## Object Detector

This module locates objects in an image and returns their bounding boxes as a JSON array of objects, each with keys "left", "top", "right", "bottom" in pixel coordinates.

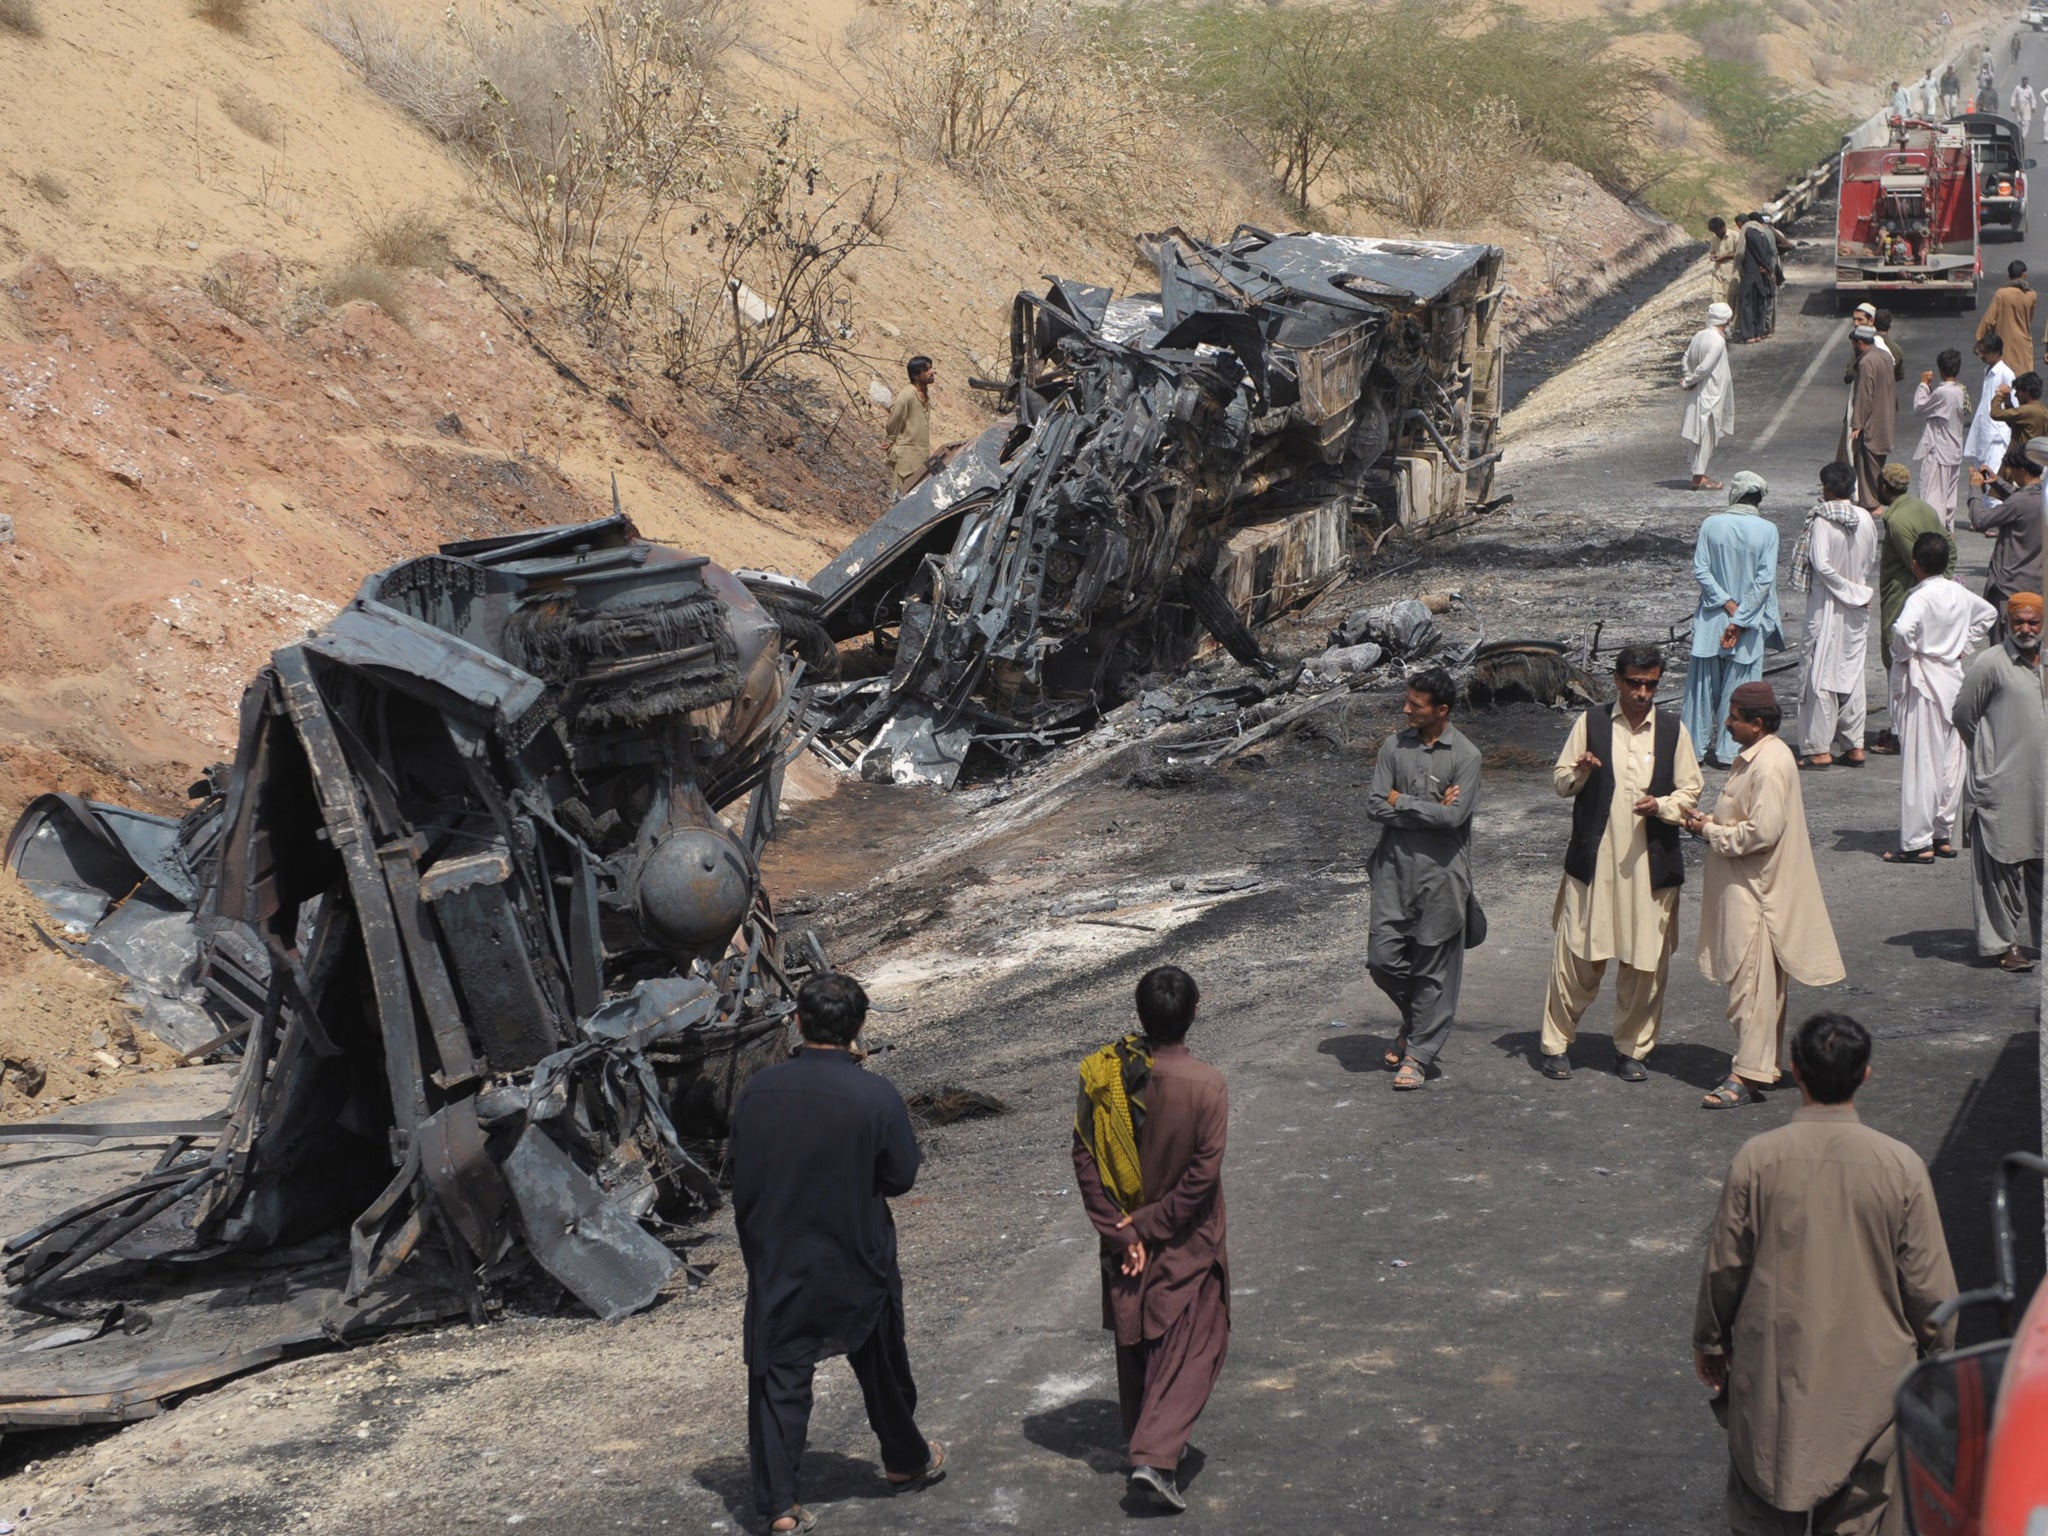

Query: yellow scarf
[{"left": 1075, "top": 1034, "right": 1151, "bottom": 1213}]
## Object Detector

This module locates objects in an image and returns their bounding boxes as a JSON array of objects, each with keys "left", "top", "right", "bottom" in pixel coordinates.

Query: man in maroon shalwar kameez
[{"left": 1072, "top": 965, "right": 1230, "bottom": 1512}]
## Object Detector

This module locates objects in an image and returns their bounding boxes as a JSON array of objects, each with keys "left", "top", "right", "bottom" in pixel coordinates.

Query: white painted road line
[{"left": 1753, "top": 314, "right": 1851, "bottom": 452}]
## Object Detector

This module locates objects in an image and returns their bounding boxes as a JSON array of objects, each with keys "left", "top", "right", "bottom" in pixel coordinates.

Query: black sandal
[
  {"left": 1933, "top": 842, "right": 1958, "bottom": 859},
  {"left": 1881, "top": 848, "right": 1935, "bottom": 865},
  {"left": 1701, "top": 1075, "right": 1760, "bottom": 1110}
]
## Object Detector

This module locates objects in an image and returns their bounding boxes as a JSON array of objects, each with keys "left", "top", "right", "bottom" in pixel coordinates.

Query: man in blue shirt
[{"left": 1684, "top": 472, "right": 1784, "bottom": 766}]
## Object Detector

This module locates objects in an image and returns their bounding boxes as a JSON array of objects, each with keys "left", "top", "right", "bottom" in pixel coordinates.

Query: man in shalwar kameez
[
  {"left": 1964, "top": 334, "right": 2015, "bottom": 480},
  {"left": 1682, "top": 302, "right": 1736, "bottom": 490},
  {"left": 1793, "top": 461, "right": 1877, "bottom": 767},
  {"left": 1682, "top": 683, "right": 1846, "bottom": 1107},
  {"left": 1694, "top": 1014, "right": 1956, "bottom": 1536},
  {"left": 1953, "top": 593, "right": 2045, "bottom": 970},
  {"left": 1848, "top": 326, "right": 1897, "bottom": 508},
  {"left": 1888, "top": 533, "right": 1998, "bottom": 863},
  {"left": 1734, "top": 213, "right": 1779, "bottom": 342},
  {"left": 1073, "top": 966, "right": 1229, "bottom": 1514},
  {"left": 1910, "top": 349, "right": 1968, "bottom": 529},
  {"left": 1685, "top": 473, "right": 1784, "bottom": 767},
  {"left": 1538, "top": 645, "right": 1703, "bottom": 1082}
]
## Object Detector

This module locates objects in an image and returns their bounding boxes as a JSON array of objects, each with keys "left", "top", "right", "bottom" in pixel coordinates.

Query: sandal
[
  {"left": 1797, "top": 755, "right": 1832, "bottom": 770},
  {"left": 1701, "top": 1076, "right": 1760, "bottom": 1110},
  {"left": 888, "top": 1440, "right": 946, "bottom": 1493},
  {"left": 1382, "top": 1031, "right": 1411, "bottom": 1069},
  {"left": 1933, "top": 842, "right": 1958, "bottom": 859},
  {"left": 770, "top": 1508, "right": 817, "bottom": 1534},
  {"left": 2000, "top": 946, "right": 2035, "bottom": 973},
  {"left": 1392, "top": 1057, "right": 1427, "bottom": 1091},
  {"left": 1840, "top": 752, "right": 1866, "bottom": 767},
  {"left": 1881, "top": 848, "right": 1935, "bottom": 865}
]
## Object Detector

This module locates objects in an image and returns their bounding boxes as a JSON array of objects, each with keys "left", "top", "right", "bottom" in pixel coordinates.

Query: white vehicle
[{"left": 2028, "top": 4, "right": 2048, "bottom": 31}]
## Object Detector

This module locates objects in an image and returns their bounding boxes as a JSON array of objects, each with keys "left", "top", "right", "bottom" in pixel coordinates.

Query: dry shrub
[
  {"left": 217, "top": 88, "right": 281, "bottom": 143},
  {"left": 356, "top": 205, "right": 448, "bottom": 270},
  {"left": 29, "top": 170, "right": 67, "bottom": 204},
  {"left": 319, "top": 261, "right": 408, "bottom": 328},
  {"left": 843, "top": 0, "right": 1179, "bottom": 212},
  {"left": 0, "top": 0, "right": 43, "bottom": 38},
  {"left": 308, "top": 2, "right": 484, "bottom": 144},
  {"left": 1362, "top": 97, "right": 1530, "bottom": 230},
  {"left": 643, "top": 0, "right": 747, "bottom": 70},
  {"left": 193, "top": 0, "right": 257, "bottom": 35},
  {"left": 1698, "top": 17, "right": 1767, "bottom": 64},
  {"left": 660, "top": 112, "right": 892, "bottom": 393},
  {"left": 200, "top": 268, "right": 262, "bottom": 324}
]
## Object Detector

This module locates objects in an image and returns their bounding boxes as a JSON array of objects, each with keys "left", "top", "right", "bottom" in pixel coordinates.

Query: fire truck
[{"left": 1835, "top": 116, "right": 1981, "bottom": 309}]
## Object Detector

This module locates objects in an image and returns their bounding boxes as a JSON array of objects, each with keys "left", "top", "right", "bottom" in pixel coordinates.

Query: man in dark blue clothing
[{"left": 729, "top": 973, "right": 944, "bottom": 1533}]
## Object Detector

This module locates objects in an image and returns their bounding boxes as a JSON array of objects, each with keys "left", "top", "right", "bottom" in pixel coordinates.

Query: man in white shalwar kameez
[
  {"left": 1682, "top": 303, "right": 1735, "bottom": 491},
  {"left": 1965, "top": 335, "right": 2016, "bottom": 481},
  {"left": 1888, "top": 533, "right": 1998, "bottom": 861},
  {"left": 1912, "top": 348, "right": 1969, "bottom": 529},
  {"left": 1793, "top": 462, "right": 1878, "bottom": 766}
]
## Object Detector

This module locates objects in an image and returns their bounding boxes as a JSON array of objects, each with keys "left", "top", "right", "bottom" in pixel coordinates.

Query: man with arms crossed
[{"left": 1539, "top": 644, "right": 1702, "bottom": 1082}]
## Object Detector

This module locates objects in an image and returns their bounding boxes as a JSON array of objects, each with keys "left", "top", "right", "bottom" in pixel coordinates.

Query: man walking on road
[
  {"left": 1367, "top": 667, "right": 1485, "bottom": 1092},
  {"left": 1685, "top": 473, "right": 1784, "bottom": 767},
  {"left": 1941, "top": 61, "right": 1961, "bottom": 118},
  {"left": 1912, "top": 349, "right": 1969, "bottom": 528},
  {"left": 2014, "top": 75, "right": 2039, "bottom": 139},
  {"left": 730, "top": 974, "right": 945, "bottom": 1534},
  {"left": 1953, "top": 593, "right": 2045, "bottom": 972},
  {"left": 884, "top": 355, "right": 935, "bottom": 498},
  {"left": 1966, "top": 334, "right": 2017, "bottom": 479},
  {"left": 1682, "top": 302, "right": 1736, "bottom": 490},
  {"left": 1681, "top": 683, "right": 1845, "bottom": 1108},
  {"left": 1966, "top": 438, "right": 2047, "bottom": 613},
  {"left": 1792, "top": 462, "right": 1876, "bottom": 769},
  {"left": 1539, "top": 645, "right": 1703, "bottom": 1082},
  {"left": 1888, "top": 533, "right": 1998, "bottom": 864},
  {"left": 1072, "top": 965, "right": 1229, "bottom": 1514},
  {"left": 1693, "top": 1012, "right": 1956, "bottom": 1536},
  {"left": 1976, "top": 260, "right": 2034, "bottom": 375},
  {"left": 1848, "top": 325, "right": 1896, "bottom": 507}
]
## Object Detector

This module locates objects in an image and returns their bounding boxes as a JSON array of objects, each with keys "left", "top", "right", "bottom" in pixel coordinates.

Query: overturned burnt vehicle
[
  {"left": 803, "top": 226, "right": 1506, "bottom": 785},
  {"left": 0, "top": 517, "right": 809, "bottom": 1427}
]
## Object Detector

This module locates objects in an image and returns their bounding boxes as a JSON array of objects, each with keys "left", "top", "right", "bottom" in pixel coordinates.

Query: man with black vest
[{"left": 1538, "top": 645, "right": 1704, "bottom": 1080}]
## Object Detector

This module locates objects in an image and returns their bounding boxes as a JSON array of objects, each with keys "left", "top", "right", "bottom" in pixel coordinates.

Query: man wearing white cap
[{"left": 1683, "top": 303, "right": 1736, "bottom": 491}]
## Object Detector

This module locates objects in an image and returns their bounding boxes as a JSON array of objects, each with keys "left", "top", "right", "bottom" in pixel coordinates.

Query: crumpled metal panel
[{"left": 502, "top": 1125, "right": 678, "bottom": 1323}]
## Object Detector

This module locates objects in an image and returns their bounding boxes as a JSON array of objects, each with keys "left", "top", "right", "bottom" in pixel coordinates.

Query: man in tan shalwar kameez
[
  {"left": 1694, "top": 1013, "right": 1956, "bottom": 1536},
  {"left": 883, "top": 355, "right": 934, "bottom": 497},
  {"left": 1539, "top": 645, "right": 1703, "bottom": 1081},
  {"left": 1682, "top": 682, "right": 1846, "bottom": 1108}
]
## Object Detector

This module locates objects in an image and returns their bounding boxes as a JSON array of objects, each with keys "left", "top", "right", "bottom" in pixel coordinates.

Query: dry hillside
[{"left": 0, "top": 0, "right": 1982, "bottom": 1111}]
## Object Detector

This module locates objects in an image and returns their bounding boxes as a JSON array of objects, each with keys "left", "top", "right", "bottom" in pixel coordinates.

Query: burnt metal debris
[
  {"left": 1, "top": 517, "right": 812, "bottom": 1427},
  {"left": 802, "top": 225, "right": 1506, "bottom": 786}
]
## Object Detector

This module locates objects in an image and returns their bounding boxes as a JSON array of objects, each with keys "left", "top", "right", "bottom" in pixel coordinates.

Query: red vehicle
[
  {"left": 1836, "top": 118, "right": 1981, "bottom": 308},
  {"left": 1896, "top": 1151, "right": 2048, "bottom": 1536},
  {"left": 1954, "top": 113, "right": 2033, "bottom": 240}
]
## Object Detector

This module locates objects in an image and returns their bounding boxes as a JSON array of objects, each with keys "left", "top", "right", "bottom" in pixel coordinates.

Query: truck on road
[{"left": 1835, "top": 117, "right": 1981, "bottom": 308}]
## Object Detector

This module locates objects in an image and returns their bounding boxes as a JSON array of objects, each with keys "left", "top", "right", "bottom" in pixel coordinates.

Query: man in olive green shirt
[
  {"left": 884, "top": 355, "right": 935, "bottom": 497},
  {"left": 1874, "top": 462, "right": 1955, "bottom": 672}
]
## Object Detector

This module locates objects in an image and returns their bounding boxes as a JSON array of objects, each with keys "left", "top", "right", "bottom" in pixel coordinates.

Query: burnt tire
[
  {"left": 1178, "top": 566, "right": 1266, "bottom": 669},
  {"left": 760, "top": 599, "right": 843, "bottom": 681}
]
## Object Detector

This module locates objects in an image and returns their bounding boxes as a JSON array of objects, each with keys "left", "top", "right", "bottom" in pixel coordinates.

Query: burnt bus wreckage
[
  {"left": 0, "top": 518, "right": 814, "bottom": 1427},
  {"left": 803, "top": 227, "right": 1507, "bottom": 786}
]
